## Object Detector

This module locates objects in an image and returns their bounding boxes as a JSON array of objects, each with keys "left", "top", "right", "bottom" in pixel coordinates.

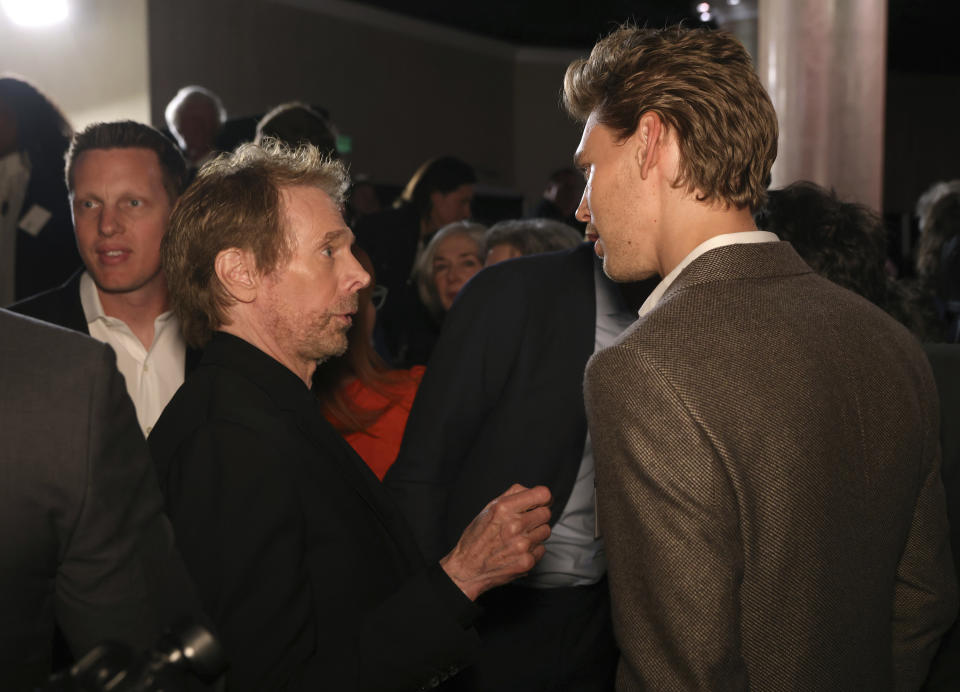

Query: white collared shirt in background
[
  {"left": 79, "top": 271, "right": 186, "bottom": 436},
  {"left": 524, "top": 256, "right": 637, "bottom": 588},
  {"left": 638, "top": 231, "right": 780, "bottom": 317}
]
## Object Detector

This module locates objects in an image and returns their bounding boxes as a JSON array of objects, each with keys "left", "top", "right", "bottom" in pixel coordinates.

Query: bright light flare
[
  {"left": 700, "top": 11, "right": 712, "bottom": 22},
  {"left": 697, "top": 2, "right": 711, "bottom": 12},
  {"left": 2, "top": 0, "right": 68, "bottom": 27}
]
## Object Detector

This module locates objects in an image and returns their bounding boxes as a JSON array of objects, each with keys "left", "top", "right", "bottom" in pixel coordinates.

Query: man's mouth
[
  {"left": 585, "top": 224, "right": 599, "bottom": 243},
  {"left": 96, "top": 248, "right": 131, "bottom": 264}
]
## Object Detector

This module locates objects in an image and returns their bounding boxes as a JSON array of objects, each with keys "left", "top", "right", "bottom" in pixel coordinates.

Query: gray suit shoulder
[{"left": 1, "top": 308, "right": 102, "bottom": 356}]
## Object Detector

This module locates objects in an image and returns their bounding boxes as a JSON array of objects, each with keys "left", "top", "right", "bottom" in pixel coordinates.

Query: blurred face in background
[
  {"left": 428, "top": 183, "right": 475, "bottom": 231},
  {"left": 432, "top": 232, "right": 483, "bottom": 311},
  {"left": 174, "top": 96, "right": 220, "bottom": 161}
]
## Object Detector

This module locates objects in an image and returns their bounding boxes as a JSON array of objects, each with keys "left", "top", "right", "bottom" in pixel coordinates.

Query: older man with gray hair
[{"left": 149, "top": 140, "right": 552, "bottom": 691}]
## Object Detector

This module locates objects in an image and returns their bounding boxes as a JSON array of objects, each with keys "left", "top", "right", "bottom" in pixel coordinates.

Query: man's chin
[
  {"left": 314, "top": 334, "right": 349, "bottom": 363},
  {"left": 601, "top": 256, "right": 657, "bottom": 284}
]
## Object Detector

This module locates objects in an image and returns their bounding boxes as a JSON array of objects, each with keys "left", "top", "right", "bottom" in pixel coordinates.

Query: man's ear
[
  {"left": 214, "top": 248, "right": 258, "bottom": 303},
  {"left": 636, "top": 111, "right": 666, "bottom": 180}
]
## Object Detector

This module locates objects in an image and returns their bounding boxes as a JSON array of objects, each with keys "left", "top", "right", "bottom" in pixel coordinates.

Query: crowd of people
[{"left": 1, "top": 21, "right": 959, "bottom": 692}]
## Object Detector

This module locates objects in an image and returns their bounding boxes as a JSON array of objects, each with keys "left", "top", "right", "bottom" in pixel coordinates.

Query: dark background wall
[
  {"left": 147, "top": 0, "right": 960, "bottom": 232},
  {"left": 147, "top": 0, "right": 586, "bottom": 209}
]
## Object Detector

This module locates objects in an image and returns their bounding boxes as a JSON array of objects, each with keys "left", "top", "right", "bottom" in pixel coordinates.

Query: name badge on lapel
[{"left": 18, "top": 205, "right": 52, "bottom": 237}]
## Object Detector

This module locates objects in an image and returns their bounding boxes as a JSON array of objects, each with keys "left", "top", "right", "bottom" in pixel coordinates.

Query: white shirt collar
[
  {"left": 637, "top": 231, "right": 779, "bottom": 318},
  {"left": 79, "top": 271, "right": 175, "bottom": 327}
]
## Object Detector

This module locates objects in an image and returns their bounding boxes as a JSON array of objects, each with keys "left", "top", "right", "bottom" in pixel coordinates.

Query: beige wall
[
  {"left": 513, "top": 48, "right": 586, "bottom": 214},
  {"left": 759, "top": 0, "right": 887, "bottom": 211},
  {"left": 0, "top": 0, "right": 150, "bottom": 130}
]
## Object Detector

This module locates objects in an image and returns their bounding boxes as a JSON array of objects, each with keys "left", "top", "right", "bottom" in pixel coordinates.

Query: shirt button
[
  {"left": 143, "top": 363, "right": 149, "bottom": 372},
  {"left": 145, "top": 426, "right": 153, "bottom": 435}
]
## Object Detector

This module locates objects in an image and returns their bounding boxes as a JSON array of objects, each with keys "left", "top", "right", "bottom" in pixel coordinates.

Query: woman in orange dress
[{"left": 314, "top": 247, "right": 424, "bottom": 479}]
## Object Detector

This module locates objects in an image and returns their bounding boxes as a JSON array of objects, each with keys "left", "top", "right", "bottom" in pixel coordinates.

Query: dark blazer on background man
[
  {"left": 9, "top": 271, "right": 202, "bottom": 372},
  {"left": 11, "top": 168, "right": 80, "bottom": 302},
  {"left": 0, "top": 310, "right": 203, "bottom": 691},
  {"left": 386, "top": 244, "right": 599, "bottom": 561},
  {"left": 386, "top": 243, "right": 639, "bottom": 690},
  {"left": 585, "top": 241, "right": 958, "bottom": 691},
  {"left": 148, "top": 333, "right": 480, "bottom": 692}
]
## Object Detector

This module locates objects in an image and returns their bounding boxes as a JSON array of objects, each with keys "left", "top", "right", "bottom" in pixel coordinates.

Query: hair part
[
  {"left": 65, "top": 120, "right": 188, "bottom": 202},
  {"left": 162, "top": 138, "right": 349, "bottom": 347},
  {"left": 563, "top": 24, "right": 778, "bottom": 211}
]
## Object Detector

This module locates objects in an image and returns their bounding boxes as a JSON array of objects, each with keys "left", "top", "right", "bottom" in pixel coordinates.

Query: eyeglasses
[{"left": 372, "top": 285, "right": 388, "bottom": 311}]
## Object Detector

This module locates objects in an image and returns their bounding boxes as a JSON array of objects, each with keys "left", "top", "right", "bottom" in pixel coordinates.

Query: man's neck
[
  {"left": 98, "top": 282, "right": 169, "bottom": 350},
  {"left": 219, "top": 320, "right": 316, "bottom": 388},
  {"left": 658, "top": 204, "right": 758, "bottom": 278}
]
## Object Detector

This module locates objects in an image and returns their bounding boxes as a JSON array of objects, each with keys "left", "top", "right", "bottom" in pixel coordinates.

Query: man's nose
[
  {"left": 346, "top": 254, "right": 371, "bottom": 293},
  {"left": 575, "top": 191, "right": 591, "bottom": 223},
  {"left": 98, "top": 206, "right": 121, "bottom": 236}
]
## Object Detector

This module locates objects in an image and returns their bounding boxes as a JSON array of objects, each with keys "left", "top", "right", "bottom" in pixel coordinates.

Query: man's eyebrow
[{"left": 321, "top": 228, "right": 350, "bottom": 244}]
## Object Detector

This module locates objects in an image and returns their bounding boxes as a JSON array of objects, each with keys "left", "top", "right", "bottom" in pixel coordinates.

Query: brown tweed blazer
[{"left": 584, "top": 241, "right": 957, "bottom": 691}]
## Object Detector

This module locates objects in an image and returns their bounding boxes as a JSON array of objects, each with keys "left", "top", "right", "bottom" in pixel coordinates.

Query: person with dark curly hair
[{"left": 915, "top": 188, "right": 960, "bottom": 343}]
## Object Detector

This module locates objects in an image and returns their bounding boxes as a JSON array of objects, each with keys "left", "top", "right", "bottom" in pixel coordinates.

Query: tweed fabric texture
[{"left": 584, "top": 242, "right": 957, "bottom": 691}]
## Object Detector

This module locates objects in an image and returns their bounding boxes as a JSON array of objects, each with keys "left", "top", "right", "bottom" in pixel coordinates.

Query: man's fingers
[
  {"left": 512, "top": 505, "right": 551, "bottom": 534},
  {"left": 501, "top": 483, "right": 529, "bottom": 498},
  {"left": 492, "top": 485, "right": 552, "bottom": 514},
  {"left": 525, "top": 522, "right": 551, "bottom": 545}
]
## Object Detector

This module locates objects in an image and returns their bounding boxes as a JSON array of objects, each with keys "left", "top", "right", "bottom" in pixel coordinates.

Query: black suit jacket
[
  {"left": 11, "top": 168, "right": 81, "bottom": 302},
  {"left": 0, "top": 310, "right": 203, "bottom": 691},
  {"left": 385, "top": 244, "right": 602, "bottom": 561},
  {"left": 148, "top": 333, "right": 480, "bottom": 691},
  {"left": 9, "top": 271, "right": 202, "bottom": 372}
]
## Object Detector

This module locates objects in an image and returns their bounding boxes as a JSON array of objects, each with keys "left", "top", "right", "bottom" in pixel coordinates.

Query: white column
[{"left": 758, "top": 0, "right": 887, "bottom": 210}]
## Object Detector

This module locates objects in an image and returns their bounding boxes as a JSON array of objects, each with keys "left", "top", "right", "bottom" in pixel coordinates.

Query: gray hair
[
  {"left": 415, "top": 220, "right": 486, "bottom": 317},
  {"left": 916, "top": 180, "right": 960, "bottom": 233},
  {"left": 485, "top": 218, "right": 582, "bottom": 260}
]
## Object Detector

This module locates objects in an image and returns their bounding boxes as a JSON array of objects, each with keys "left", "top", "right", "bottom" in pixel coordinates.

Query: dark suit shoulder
[
  {"left": 6, "top": 272, "right": 87, "bottom": 333},
  {"left": 460, "top": 243, "right": 594, "bottom": 304}
]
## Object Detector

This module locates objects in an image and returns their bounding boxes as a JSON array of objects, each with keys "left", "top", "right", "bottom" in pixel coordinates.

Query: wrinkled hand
[{"left": 439, "top": 484, "right": 552, "bottom": 601}]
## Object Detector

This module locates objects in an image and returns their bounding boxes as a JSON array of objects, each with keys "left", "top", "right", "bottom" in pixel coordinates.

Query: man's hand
[{"left": 439, "top": 484, "right": 552, "bottom": 601}]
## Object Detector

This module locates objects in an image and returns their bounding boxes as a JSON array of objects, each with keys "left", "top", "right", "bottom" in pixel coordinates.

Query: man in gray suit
[
  {"left": 0, "top": 309, "right": 203, "bottom": 690},
  {"left": 564, "top": 25, "right": 957, "bottom": 690}
]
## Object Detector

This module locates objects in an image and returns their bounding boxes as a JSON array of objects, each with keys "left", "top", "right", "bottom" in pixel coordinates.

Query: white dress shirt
[
  {"left": 638, "top": 231, "right": 780, "bottom": 318},
  {"left": 524, "top": 257, "right": 637, "bottom": 588},
  {"left": 80, "top": 272, "right": 186, "bottom": 436}
]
